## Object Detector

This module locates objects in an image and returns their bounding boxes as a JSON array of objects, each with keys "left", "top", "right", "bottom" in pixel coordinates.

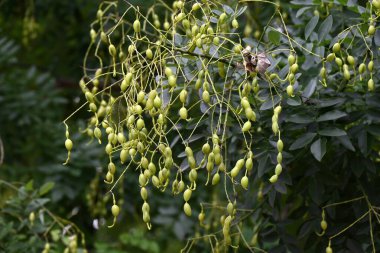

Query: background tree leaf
[{"left": 310, "top": 138, "right": 327, "bottom": 161}]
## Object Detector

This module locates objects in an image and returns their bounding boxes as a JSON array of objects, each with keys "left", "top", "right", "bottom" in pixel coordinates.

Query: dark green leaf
[
  {"left": 319, "top": 128, "right": 346, "bottom": 136},
  {"left": 39, "top": 182, "right": 55, "bottom": 196},
  {"left": 336, "top": 136, "right": 355, "bottom": 151},
  {"left": 268, "top": 29, "right": 281, "bottom": 45},
  {"left": 317, "top": 110, "right": 347, "bottom": 122},
  {"left": 290, "top": 133, "right": 317, "bottom": 150},
  {"left": 302, "top": 78, "right": 317, "bottom": 98},
  {"left": 260, "top": 95, "right": 281, "bottom": 111},
  {"left": 318, "top": 15, "right": 333, "bottom": 43},
  {"left": 305, "top": 15, "right": 319, "bottom": 40},
  {"left": 310, "top": 138, "right": 326, "bottom": 161},
  {"left": 287, "top": 113, "right": 314, "bottom": 124}
]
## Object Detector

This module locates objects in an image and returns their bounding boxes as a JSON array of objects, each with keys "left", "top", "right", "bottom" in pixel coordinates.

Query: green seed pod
[
  {"left": 178, "top": 180, "right": 185, "bottom": 192},
  {"left": 139, "top": 173, "right": 147, "bottom": 186},
  {"left": 183, "top": 189, "right": 192, "bottom": 202},
  {"left": 326, "top": 53, "right": 335, "bottom": 62},
  {"left": 146, "top": 48, "right": 153, "bottom": 60},
  {"left": 242, "top": 121, "right": 252, "bottom": 132},
  {"left": 142, "top": 202, "right": 150, "bottom": 213},
  {"left": 133, "top": 19, "right": 141, "bottom": 33},
  {"left": 140, "top": 187, "right": 148, "bottom": 201},
  {"left": 29, "top": 212, "right": 35, "bottom": 224},
  {"left": 179, "top": 107, "right": 188, "bottom": 119},
  {"left": 202, "top": 90, "right": 210, "bottom": 103},
  {"left": 85, "top": 91, "right": 94, "bottom": 102},
  {"left": 94, "top": 127, "right": 101, "bottom": 138},
  {"left": 332, "top": 43, "right": 340, "bottom": 53},
  {"left": 65, "top": 139, "right": 73, "bottom": 151},
  {"left": 286, "top": 85, "right": 294, "bottom": 97},
  {"left": 202, "top": 143, "right": 211, "bottom": 154},
  {"left": 185, "top": 146, "right": 193, "bottom": 157},
  {"left": 232, "top": 19, "right": 239, "bottom": 29},
  {"left": 120, "top": 149, "right": 128, "bottom": 163},
  {"left": 241, "top": 176, "right": 249, "bottom": 189},
  {"left": 230, "top": 166, "right": 240, "bottom": 178},
  {"left": 320, "top": 67, "right": 327, "bottom": 78},
  {"left": 245, "top": 107, "right": 256, "bottom": 121},
  {"left": 219, "top": 13, "right": 227, "bottom": 23},
  {"left": 108, "top": 44, "right": 116, "bottom": 57},
  {"left": 270, "top": 73, "right": 278, "bottom": 80},
  {"left": 192, "top": 25, "right": 199, "bottom": 36},
  {"left": 368, "top": 61, "right": 374, "bottom": 72},
  {"left": 290, "top": 63, "right": 299, "bottom": 73},
  {"left": 188, "top": 156, "right": 196, "bottom": 169},
  {"left": 175, "top": 12, "right": 186, "bottom": 22},
  {"left": 154, "top": 20, "right": 160, "bottom": 28},
  {"left": 321, "top": 220, "right": 328, "bottom": 230},
  {"left": 100, "top": 31, "right": 107, "bottom": 43},
  {"left": 153, "top": 96, "right": 162, "bottom": 108},
  {"left": 212, "top": 134, "right": 219, "bottom": 145},
  {"left": 214, "top": 153, "right": 222, "bottom": 165},
  {"left": 288, "top": 73, "right": 295, "bottom": 82},
  {"left": 272, "top": 122, "right": 279, "bottom": 134},
  {"left": 128, "top": 44, "right": 135, "bottom": 54},
  {"left": 105, "top": 143, "right": 112, "bottom": 154},
  {"left": 275, "top": 164, "right": 282, "bottom": 175},
  {"left": 111, "top": 204, "right": 120, "bottom": 217},
  {"left": 108, "top": 162, "right": 116, "bottom": 174},
  {"left": 179, "top": 89, "right": 188, "bottom": 103},
  {"left": 335, "top": 57, "right": 343, "bottom": 67},
  {"left": 129, "top": 148, "right": 136, "bottom": 157},
  {"left": 234, "top": 44, "right": 243, "bottom": 54},
  {"left": 368, "top": 79, "right": 375, "bottom": 91},
  {"left": 241, "top": 97, "right": 250, "bottom": 109},
  {"left": 236, "top": 159, "right": 245, "bottom": 169},
  {"left": 196, "top": 38, "right": 202, "bottom": 48},
  {"left": 143, "top": 211, "right": 150, "bottom": 223},
  {"left": 277, "top": 152, "right": 282, "bottom": 164},
  {"left": 192, "top": 2, "right": 201, "bottom": 11},
  {"left": 198, "top": 211, "right": 205, "bottom": 223},
  {"left": 90, "top": 29, "right": 97, "bottom": 42},
  {"left": 246, "top": 158, "right": 253, "bottom": 171},
  {"left": 326, "top": 246, "right": 333, "bottom": 253},
  {"left": 141, "top": 157, "right": 149, "bottom": 169},
  {"left": 184, "top": 202, "right": 192, "bottom": 216},
  {"left": 189, "top": 168, "right": 198, "bottom": 182},
  {"left": 277, "top": 139, "right": 284, "bottom": 152},
  {"left": 152, "top": 176, "right": 160, "bottom": 187},
  {"left": 136, "top": 118, "right": 145, "bottom": 130},
  {"left": 163, "top": 21, "right": 170, "bottom": 30},
  {"left": 368, "top": 25, "right": 376, "bottom": 36},
  {"left": 213, "top": 37, "right": 220, "bottom": 46},
  {"left": 182, "top": 19, "right": 190, "bottom": 29},
  {"left": 168, "top": 75, "right": 177, "bottom": 87},
  {"left": 358, "top": 63, "right": 366, "bottom": 74},
  {"left": 136, "top": 91, "right": 145, "bottom": 104},
  {"left": 218, "top": 162, "right": 226, "bottom": 172},
  {"left": 148, "top": 162, "right": 156, "bottom": 174},
  {"left": 227, "top": 202, "right": 234, "bottom": 215},
  {"left": 207, "top": 26, "right": 214, "bottom": 35},
  {"left": 269, "top": 174, "right": 278, "bottom": 183},
  {"left": 344, "top": 69, "right": 351, "bottom": 80},
  {"left": 208, "top": 152, "right": 215, "bottom": 163},
  {"left": 105, "top": 171, "right": 113, "bottom": 182},
  {"left": 288, "top": 54, "right": 296, "bottom": 65},
  {"left": 373, "top": 0, "right": 380, "bottom": 8},
  {"left": 212, "top": 173, "right": 220, "bottom": 185},
  {"left": 347, "top": 55, "right": 355, "bottom": 65}
]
